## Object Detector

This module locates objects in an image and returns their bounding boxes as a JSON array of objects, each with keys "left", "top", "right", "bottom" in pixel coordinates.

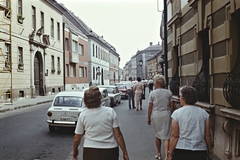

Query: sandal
[{"left": 155, "top": 154, "right": 161, "bottom": 160}]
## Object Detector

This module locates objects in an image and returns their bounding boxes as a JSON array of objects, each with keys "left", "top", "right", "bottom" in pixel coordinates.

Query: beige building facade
[
  {"left": 0, "top": 0, "right": 64, "bottom": 102},
  {"left": 164, "top": 0, "right": 240, "bottom": 159}
]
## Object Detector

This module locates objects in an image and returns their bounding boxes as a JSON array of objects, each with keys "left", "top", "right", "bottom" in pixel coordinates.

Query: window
[
  {"left": 92, "top": 44, "right": 95, "bottom": 56},
  {"left": 98, "top": 47, "right": 100, "bottom": 58},
  {"left": 5, "top": 1, "right": 10, "bottom": 18},
  {"left": 93, "top": 67, "right": 95, "bottom": 80},
  {"left": 65, "top": 64, "right": 69, "bottom": 77},
  {"left": 79, "top": 44, "right": 83, "bottom": 55},
  {"left": 96, "top": 45, "right": 98, "bottom": 58},
  {"left": 85, "top": 67, "right": 87, "bottom": 77},
  {"left": 70, "top": 63, "right": 76, "bottom": 77},
  {"left": 57, "top": 57, "right": 60, "bottom": 70},
  {"left": 72, "top": 40, "right": 77, "bottom": 53},
  {"left": 5, "top": 43, "right": 10, "bottom": 68},
  {"left": 51, "top": 55, "right": 54, "bottom": 70},
  {"left": 18, "top": 0, "right": 22, "bottom": 15},
  {"left": 65, "top": 38, "right": 69, "bottom": 51},
  {"left": 181, "top": 0, "right": 188, "bottom": 9},
  {"left": 32, "top": 6, "right": 36, "bottom": 30},
  {"left": 51, "top": 18, "right": 54, "bottom": 37},
  {"left": 57, "top": 22, "right": 60, "bottom": 40},
  {"left": 167, "top": 2, "right": 172, "bottom": 21},
  {"left": 5, "top": 43, "right": 10, "bottom": 60},
  {"left": 18, "top": 47, "right": 23, "bottom": 63},
  {"left": 79, "top": 66, "right": 84, "bottom": 77},
  {"left": 40, "top": 11, "right": 44, "bottom": 32}
]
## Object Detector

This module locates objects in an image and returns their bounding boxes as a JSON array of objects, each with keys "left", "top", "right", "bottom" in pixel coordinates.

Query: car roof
[
  {"left": 82, "top": 87, "right": 106, "bottom": 92},
  {"left": 54, "top": 91, "right": 85, "bottom": 97},
  {"left": 98, "top": 85, "right": 116, "bottom": 88},
  {"left": 115, "top": 82, "right": 127, "bottom": 85}
]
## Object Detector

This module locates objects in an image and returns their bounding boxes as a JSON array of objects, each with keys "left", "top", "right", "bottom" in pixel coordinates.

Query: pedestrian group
[{"left": 72, "top": 75, "right": 213, "bottom": 160}]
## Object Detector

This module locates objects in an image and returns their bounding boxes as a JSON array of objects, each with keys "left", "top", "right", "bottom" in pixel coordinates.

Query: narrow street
[{"left": 0, "top": 89, "right": 220, "bottom": 160}]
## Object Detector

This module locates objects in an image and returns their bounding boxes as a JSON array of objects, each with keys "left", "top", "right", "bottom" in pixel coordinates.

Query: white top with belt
[{"left": 126, "top": 81, "right": 134, "bottom": 90}]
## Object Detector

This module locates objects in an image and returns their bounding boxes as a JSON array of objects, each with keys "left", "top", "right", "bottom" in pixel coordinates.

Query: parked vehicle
[
  {"left": 46, "top": 91, "right": 86, "bottom": 132},
  {"left": 82, "top": 87, "right": 111, "bottom": 107},
  {"left": 98, "top": 85, "right": 121, "bottom": 107},
  {"left": 115, "top": 82, "right": 128, "bottom": 99}
]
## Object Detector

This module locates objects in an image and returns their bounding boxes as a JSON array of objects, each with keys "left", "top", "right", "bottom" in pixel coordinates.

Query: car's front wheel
[
  {"left": 49, "top": 125, "right": 56, "bottom": 132},
  {"left": 110, "top": 101, "right": 115, "bottom": 107}
]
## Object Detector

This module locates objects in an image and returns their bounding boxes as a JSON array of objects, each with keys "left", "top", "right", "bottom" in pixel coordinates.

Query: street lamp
[
  {"left": 139, "top": 59, "right": 143, "bottom": 78},
  {"left": 149, "top": 69, "right": 152, "bottom": 78},
  {"left": 159, "top": 57, "right": 164, "bottom": 75}
]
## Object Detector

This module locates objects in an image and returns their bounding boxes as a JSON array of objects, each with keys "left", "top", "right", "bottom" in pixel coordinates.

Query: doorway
[{"left": 34, "top": 52, "right": 44, "bottom": 96}]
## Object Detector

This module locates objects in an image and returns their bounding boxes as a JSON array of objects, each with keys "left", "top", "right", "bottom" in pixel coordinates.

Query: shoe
[
  {"left": 140, "top": 108, "right": 142, "bottom": 110},
  {"left": 133, "top": 107, "right": 136, "bottom": 109},
  {"left": 136, "top": 109, "right": 138, "bottom": 111},
  {"left": 155, "top": 155, "right": 161, "bottom": 160},
  {"left": 129, "top": 107, "right": 131, "bottom": 109}
]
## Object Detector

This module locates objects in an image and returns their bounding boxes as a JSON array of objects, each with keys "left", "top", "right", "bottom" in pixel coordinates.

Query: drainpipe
[
  {"left": 63, "top": 22, "right": 66, "bottom": 91},
  {"left": 163, "top": 0, "right": 168, "bottom": 88}
]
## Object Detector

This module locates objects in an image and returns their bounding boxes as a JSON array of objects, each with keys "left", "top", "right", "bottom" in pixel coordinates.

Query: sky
[{"left": 56, "top": 0, "right": 164, "bottom": 68}]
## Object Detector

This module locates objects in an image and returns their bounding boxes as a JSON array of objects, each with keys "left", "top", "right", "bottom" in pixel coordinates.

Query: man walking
[
  {"left": 126, "top": 77, "right": 135, "bottom": 109},
  {"left": 148, "top": 77, "right": 154, "bottom": 92}
]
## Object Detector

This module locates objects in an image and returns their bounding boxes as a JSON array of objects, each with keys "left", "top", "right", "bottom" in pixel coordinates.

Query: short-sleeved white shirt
[
  {"left": 126, "top": 81, "right": 134, "bottom": 90},
  {"left": 75, "top": 106, "right": 120, "bottom": 148},
  {"left": 171, "top": 106, "right": 209, "bottom": 151}
]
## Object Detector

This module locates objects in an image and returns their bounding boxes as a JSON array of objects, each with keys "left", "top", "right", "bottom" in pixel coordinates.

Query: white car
[
  {"left": 98, "top": 85, "right": 121, "bottom": 107},
  {"left": 82, "top": 87, "right": 111, "bottom": 107},
  {"left": 46, "top": 91, "right": 86, "bottom": 131}
]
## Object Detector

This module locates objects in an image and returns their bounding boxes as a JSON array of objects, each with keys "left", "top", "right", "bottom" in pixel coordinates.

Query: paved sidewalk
[{"left": 0, "top": 95, "right": 55, "bottom": 113}]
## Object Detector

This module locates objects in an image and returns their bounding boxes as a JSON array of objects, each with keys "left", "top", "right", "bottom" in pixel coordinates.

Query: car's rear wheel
[{"left": 49, "top": 125, "right": 56, "bottom": 132}]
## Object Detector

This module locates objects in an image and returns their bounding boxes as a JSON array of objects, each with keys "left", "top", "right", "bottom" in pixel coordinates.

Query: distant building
[{"left": 125, "top": 42, "right": 162, "bottom": 80}]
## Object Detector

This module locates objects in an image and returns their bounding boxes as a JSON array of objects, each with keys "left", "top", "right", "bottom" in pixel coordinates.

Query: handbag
[{"left": 142, "top": 93, "right": 145, "bottom": 100}]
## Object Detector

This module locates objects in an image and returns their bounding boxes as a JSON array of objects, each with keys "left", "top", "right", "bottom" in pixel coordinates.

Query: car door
[
  {"left": 101, "top": 90, "right": 107, "bottom": 106},
  {"left": 104, "top": 89, "right": 111, "bottom": 107},
  {"left": 115, "top": 87, "right": 121, "bottom": 103}
]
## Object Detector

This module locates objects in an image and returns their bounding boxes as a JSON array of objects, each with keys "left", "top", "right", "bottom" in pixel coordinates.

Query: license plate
[{"left": 60, "top": 118, "right": 70, "bottom": 121}]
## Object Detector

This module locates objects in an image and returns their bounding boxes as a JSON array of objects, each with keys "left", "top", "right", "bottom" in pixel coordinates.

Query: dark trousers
[
  {"left": 172, "top": 149, "right": 208, "bottom": 160},
  {"left": 127, "top": 89, "right": 135, "bottom": 108},
  {"left": 83, "top": 147, "right": 119, "bottom": 160},
  {"left": 149, "top": 83, "right": 153, "bottom": 92}
]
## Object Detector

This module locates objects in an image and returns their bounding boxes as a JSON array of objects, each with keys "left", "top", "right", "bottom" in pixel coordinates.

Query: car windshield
[
  {"left": 115, "top": 84, "right": 126, "bottom": 89},
  {"left": 104, "top": 87, "right": 114, "bottom": 93},
  {"left": 53, "top": 96, "right": 82, "bottom": 107}
]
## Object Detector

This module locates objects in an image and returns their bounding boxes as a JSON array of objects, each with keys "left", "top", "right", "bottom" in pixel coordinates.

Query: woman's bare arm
[
  {"left": 113, "top": 127, "right": 129, "bottom": 160},
  {"left": 167, "top": 119, "right": 179, "bottom": 160},
  {"left": 73, "top": 134, "right": 83, "bottom": 159},
  {"left": 205, "top": 118, "right": 213, "bottom": 160}
]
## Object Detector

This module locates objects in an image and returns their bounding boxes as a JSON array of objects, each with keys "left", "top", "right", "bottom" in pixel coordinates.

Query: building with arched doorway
[{"left": 0, "top": 0, "right": 65, "bottom": 102}]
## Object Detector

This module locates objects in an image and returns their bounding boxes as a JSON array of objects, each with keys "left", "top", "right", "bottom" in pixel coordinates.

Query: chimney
[{"left": 150, "top": 42, "right": 152, "bottom": 46}]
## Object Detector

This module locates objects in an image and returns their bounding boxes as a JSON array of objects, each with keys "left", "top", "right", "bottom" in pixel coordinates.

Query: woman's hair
[
  {"left": 137, "top": 77, "right": 141, "bottom": 82},
  {"left": 84, "top": 86, "right": 102, "bottom": 108},
  {"left": 180, "top": 85, "right": 197, "bottom": 105},
  {"left": 153, "top": 74, "right": 165, "bottom": 87}
]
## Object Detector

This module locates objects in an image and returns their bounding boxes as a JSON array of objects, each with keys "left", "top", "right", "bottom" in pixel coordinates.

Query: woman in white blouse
[
  {"left": 73, "top": 86, "right": 129, "bottom": 160},
  {"left": 167, "top": 86, "right": 213, "bottom": 160}
]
